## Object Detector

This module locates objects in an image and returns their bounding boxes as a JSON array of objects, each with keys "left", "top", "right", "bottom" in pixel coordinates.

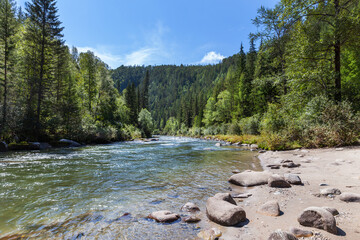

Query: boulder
[
  {"left": 215, "top": 143, "right": 222, "bottom": 147},
  {"left": 197, "top": 228, "right": 222, "bottom": 240},
  {"left": 268, "top": 230, "right": 298, "bottom": 240},
  {"left": 231, "top": 193, "right": 252, "bottom": 198},
  {"left": 282, "top": 162, "right": 301, "bottom": 168},
  {"left": 297, "top": 207, "right": 337, "bottom": 234},
  {"left": 284, "top": 174, "right": 302, "bottom": 185},
  {"left": 289, "top": 227, "right": 313, "bottom": 238},
  {"left": 39, "top": 142, "right": 52, "bottom": 150},
  {"left": 206, "top": 193, "right": 246, "bottom": 226},
  {"left": 257, "top": 200, "right": 280, "bottom": 216},
  {"left": 0, "top": 141, "right": 8, "bottom": 152},
  {"left": 267, "top": 164, "right": 281, "bottom": 169},
  {"left": 268, "top": 174, "right": 291, "bottom": 188},
  {"left": 232, "top": 169, "right": 241, "bottom": 174},
  {"left": 250, "top": 144, "right": 258, "bottom": 149},
  {"left": 339, "top": 192, "right": 360, "bottom": 202},
  {"left": 181, "top": 202, "right": 200, "bottom": 212},
  {"left": 59, "top": 139, "right": 81, "bottom": 147},
  {"left": 183, "top": 215, "right": 201, "bottom": 223},
  {"left": 320, "top": 188, "right": 341, "bottom": 196},
  {"left": 229, "top": 170, "right": 272, "bottom": 187},
  {"left": 323, "top": 207, "right": 339, "bottom": 216},
  {"left": 148, "top": 210, "right": 180, "bottom": 223}
]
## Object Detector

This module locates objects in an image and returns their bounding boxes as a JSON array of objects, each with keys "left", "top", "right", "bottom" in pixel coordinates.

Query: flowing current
[{"left": 0, "top": 136, "right": 260, "bottom": 239}]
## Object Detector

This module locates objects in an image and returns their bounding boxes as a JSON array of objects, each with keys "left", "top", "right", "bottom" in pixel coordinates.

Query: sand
[{"left": 199, "top": 146, "right": 360, "bottom": 240}]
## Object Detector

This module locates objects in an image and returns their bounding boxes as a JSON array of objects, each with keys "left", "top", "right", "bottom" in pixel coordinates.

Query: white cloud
[
  {"left": 200, "top": 51, "right": 225, "bottom": 65},
  {"left": 76, "top": 22, "right": 172, "bottom": 68}
]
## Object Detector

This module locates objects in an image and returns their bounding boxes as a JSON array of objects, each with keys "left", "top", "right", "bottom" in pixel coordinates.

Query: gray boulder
[
  {"left": 181, "top": 202, "right": 200, "bottom": 212},
  {"left": 323, "top": 207, "right": 339, "bottom": 216},
  {"left": 297, "top": 207, "right": 337, "bottom": 234},
  {"left": 197, "top": 228, "right": 222, "bottom": 240},
  {"left": 148, "top": 210, "right": 180, "bottom": 223},
  {"left": 206, "top": 193, "right": 246, "bottom": 226},
  {"left": 320, "top": 188, "right": 341, "bottom": 196},
  {"left": 229, "top": 170, "right": 272, "bottom": 187},
  {"left": 268, "top": 230, "right": 298, "bottom": 240},
  {"left": 257, "top": 200, "right": 280, "bottom": 216},
  {"left": 284, "top": 174, "right": 302, "bottom": 185},
  {"left": 268, "top": 174, "right": 291, "bottom": 188},
  {"left": 289, "top": 227, "right": 313, "bottom": 238},
  {"left": 39, "top": 142, "right": 52, "bottom": 150},
  {"left": 0, "top": 141, "right": 8, "bottom": 152},
  {"left": 59, "top": 139, "right": 81, "bottom": 147},
  {"left": 339, "top": 192, "right": 360, "bottom": 202},
  {"left": 183, "top": 215, "right": 201, "bottom": 223}
]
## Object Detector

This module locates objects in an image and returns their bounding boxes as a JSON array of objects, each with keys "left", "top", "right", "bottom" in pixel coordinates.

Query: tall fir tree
[
  {"left": 141, "top": 70, "right": 150, "bottom": 109},
  {"left": 0, "top": 0, "right": 18, "bottom": 138},
  {"left": 24, "top": 0, "right": 64, "bottom": 138}
]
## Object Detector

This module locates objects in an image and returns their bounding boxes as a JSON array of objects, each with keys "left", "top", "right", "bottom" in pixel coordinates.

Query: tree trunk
[{"left": 334, "top": 0, "right": 341, "bottom": 102}]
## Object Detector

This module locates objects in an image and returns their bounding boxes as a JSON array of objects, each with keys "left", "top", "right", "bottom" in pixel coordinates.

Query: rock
[
  {"left": 197, "top": 228, "right": 222, "bottom": 240},
  {"left": 323, "top": 207, "right": 339, "bottom": 216},
  {"left": 250, "top": 144, "right": 258, "bottom": 149},
  {"left": 289, "top": 227, "right": 313, "bottom": 238},
  {"left": 231, "top": 193, "right": 252, "bottom": 198},
  {"left": 183, "top": 215, "right": 201, "bottom": 223},
  {"left": 59, "top": 139, "right": 81, "bottom": 147},
  {"left": 267, "top": 164, "right": 281, "bottom": 169},
  {"left": 284, "top": 174, "right": 302, "bottom": 185},
  {"left": 8, "top": 142, "right": 40, "bottom": 151},
  {"left": 181, "top": 202, "right": 200, "bottom": 212},
  {"left": 206, "top": 193, "right": 246, "bottom": 226},
  {"left": 229, "top": 170, "right": 272, "bottom": 187},
  {"left": 215, "top": 143, "right": 222, "bottom": 147},
  {"left": 148, "top": 210, "right": 180, "bottom": 223},
  {"left": 339, "top": 192, "right": 360, "bottom": 202},
  {"left": 268, "top": 174, "right": 291, "bottom": 188},
  {"left": 257, "top": 200, "right": 280, "bottom": 216},
  {"left": 0, "top": 141, "right": 8, "bottom": 152},
  {"left": 268, "top": 230, "right": 298, "bottom": 240},
  {"left": 232, "top": 169, "right": 241, "bottom": 174},
  {"left": 39, "top": 142, "right": 52, "bottom": 150},
  {"left": 282, "top": 161, "right": 301, "bottom": 168},
  {"left": 319, "top": 183, "right": 328, "bottom": 186},
  {"left": 259, "top": 150, "right": 266, "bottom": 153},
  {"left": 297, "top": 207, "right": 337, "bottom": 234},
  {"left": 320, "top": 188, "right": 341, "bottom": 196}
]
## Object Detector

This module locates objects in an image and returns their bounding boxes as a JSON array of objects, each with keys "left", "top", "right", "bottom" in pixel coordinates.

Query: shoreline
[{"left": 211, "top": 146, "right": 360, "bottom": 239}]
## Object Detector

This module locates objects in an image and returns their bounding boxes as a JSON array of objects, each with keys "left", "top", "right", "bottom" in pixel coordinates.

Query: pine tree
[
  {"left": 0, "top": 0, "right": 18, "bottom": 138},
  {"left": 24, "top": 0, "right": 64, "bottom": 138},
  {"left": 141, "top": 70, "right": 150, "bottom": 109}
]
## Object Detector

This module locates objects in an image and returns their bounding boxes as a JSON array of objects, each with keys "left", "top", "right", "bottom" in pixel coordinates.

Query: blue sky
[{"left": 16, "top": 0, "right": 278, "bottom": 68}]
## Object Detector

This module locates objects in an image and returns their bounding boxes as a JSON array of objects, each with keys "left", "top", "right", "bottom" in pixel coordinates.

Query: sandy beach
[{"left": 199, "top": 146, "right": 360, "bottom": 240}]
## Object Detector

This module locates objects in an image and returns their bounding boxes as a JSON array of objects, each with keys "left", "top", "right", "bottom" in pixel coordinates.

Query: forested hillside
[
  {"left": 0, "top": 0, "right": 147, "bottom": 144},
  {"left": 112, "top": 0, "right": 360, "bottom": 149}
]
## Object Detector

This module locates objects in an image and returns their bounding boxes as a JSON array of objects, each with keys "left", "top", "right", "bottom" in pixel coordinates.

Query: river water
[{"left": 0, "top": 136, "right": 260, "bottom": 239}]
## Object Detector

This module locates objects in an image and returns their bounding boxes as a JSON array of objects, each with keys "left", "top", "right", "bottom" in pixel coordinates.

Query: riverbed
[{"left": 0, "top": 136, "right": 260, "bottom": 239}]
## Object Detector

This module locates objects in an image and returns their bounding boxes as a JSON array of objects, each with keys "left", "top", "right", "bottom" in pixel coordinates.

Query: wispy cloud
[
  {"left": 76, "top": 22, "right": 172, "bottom": 68},
  {"left": 200, "top": 51, "right": 225, "bottom": 65}
]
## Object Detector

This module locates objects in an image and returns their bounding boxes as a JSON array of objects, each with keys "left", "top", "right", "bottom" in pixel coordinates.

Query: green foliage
[
  {"left": 138, "top": 108, "right": 154, "bottom": 138},
  {"left": 239, "top": 114, "right": 261, "bottom": 135},
  {"left": 163, "top": 117, "right": 179, "bottom": 135}
]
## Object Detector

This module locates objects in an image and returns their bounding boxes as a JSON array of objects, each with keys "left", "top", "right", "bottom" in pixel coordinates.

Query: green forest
[{"left": 1, "top": 0, "right": 360, "bottom": 149}]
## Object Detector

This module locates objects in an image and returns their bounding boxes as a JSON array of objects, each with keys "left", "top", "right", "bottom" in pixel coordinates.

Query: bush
[
  {"left": 239, "top": 114, "right": 261, "bottom": 135},
  {"left": 228, "top": 122, "right": 242, "bottom": 135},
  {"left": 260, "top": 103, "right": 285, "bottom": 133}
]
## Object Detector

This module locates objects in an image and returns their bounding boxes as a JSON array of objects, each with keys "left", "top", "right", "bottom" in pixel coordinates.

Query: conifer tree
[
  {"left": 24, "top": 0, "right": 64, "bottom": 137},
  {"left": 141, "top": 70, "right": 150, "bottom": 109},
  {"left": 0, "top": 0, "right": 18, "bottom": 138}
]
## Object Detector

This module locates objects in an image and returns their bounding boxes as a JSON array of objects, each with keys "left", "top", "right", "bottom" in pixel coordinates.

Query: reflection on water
[{"left": 0, "top": 136, "right": 260, "bottom": 239}]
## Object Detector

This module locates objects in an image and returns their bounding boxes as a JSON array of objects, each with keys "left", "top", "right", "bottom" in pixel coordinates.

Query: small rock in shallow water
[
  {"left": 181, "top": 202, "right": 200, "bottom": 212},
  {"left": 232, "top": 169, "right": 241, "bottom": 174},
  {"left": 215, "top": 143, "right": 222, "bottom": 147},
  {"left": 289, "top": 227, "right": 313, "bottom": 238},
  {"left": 231, "top": 193, "right": 252, "bottom": 198},
  {"left": 183, "top": 215, "right": 201, "bottom": 223},
  {"left": 148, "top": 210, "right": 180, "bottom": 223},
  {"left": 197, "top": 228, "right": 222, "bottom": 240},
  {"left": 268, "top": 230, "right": 298, "bottom": 240}
]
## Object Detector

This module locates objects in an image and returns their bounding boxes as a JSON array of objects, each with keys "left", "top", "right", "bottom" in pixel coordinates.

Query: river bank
[{"left": 208, "top": 146, "right": 360, "bottom": 240}]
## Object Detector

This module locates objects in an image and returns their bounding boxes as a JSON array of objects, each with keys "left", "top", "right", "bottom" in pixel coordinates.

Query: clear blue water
[{"left": 0, "top": 136, "right": 260, "bottom": 239}]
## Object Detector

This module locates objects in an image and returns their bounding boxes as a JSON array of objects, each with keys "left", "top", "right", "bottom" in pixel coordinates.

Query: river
[{"left": 0, "top": 136, "right": 260, "bottom": 239}]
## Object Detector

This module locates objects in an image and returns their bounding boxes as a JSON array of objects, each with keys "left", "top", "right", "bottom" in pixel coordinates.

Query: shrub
[
  {"left": 260, "top": 104, "right": 285, "bottom": 133},
  {"left": 228, "top": 122, "right": 242, "bottom": 135},
  {"left": 239, "top": 114, "right": 261, "bottom": 135}
]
